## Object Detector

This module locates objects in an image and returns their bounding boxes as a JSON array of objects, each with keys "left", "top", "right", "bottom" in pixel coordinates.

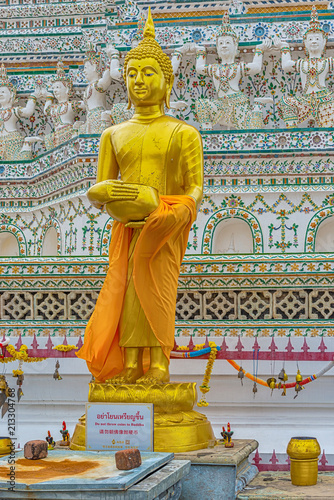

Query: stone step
[{"left": 238, "top": 471, "right": 334, "bottom": 499}]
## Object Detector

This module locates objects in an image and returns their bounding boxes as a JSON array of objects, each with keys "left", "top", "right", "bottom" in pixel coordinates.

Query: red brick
[
  {"left": 115, "top": 448, "right": 141, "bottom": 470},
  {"left": 24, "top": 440, "right": 48, "bottom": 460}
]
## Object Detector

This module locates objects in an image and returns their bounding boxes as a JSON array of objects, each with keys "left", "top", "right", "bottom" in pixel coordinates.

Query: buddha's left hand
[{"left": 125, "top": 217, "right": 148, "bottom": 229}]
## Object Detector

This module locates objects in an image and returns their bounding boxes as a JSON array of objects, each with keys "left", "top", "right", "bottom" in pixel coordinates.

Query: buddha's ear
[{"left": 165, "top": 74, "right": 174, "bottom": 109}]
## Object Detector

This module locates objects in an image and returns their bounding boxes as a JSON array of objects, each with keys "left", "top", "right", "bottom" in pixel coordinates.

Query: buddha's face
[
  {"left": 84, "top": 61, "right": 98, "bottom": 81},
  {"left": 52, "top": 81, "right": 69, "bottom": 102},
  {"left": 126, "top": 57, "right": 167, "bottom": 107},
  {"left": 0, "top": 86, "right": 13, "bottom": 107},
  {"left": 305, "top": 32, "right": 326, "bottom": 56},
  {"left": 217, "top": 36, "right": 237, "bottom": 60}
]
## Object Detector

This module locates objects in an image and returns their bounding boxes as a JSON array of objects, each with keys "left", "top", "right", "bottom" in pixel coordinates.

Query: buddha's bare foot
[
  {"left": 136, "top": 367, "right": 169, "bottom": 385},
  {"left": 109, "top": 367, "right": 143, "bottom": 385}
]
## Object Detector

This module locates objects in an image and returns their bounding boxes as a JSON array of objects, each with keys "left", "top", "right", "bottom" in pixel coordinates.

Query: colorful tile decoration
[{"left": 1, "top": 1, "right": 334, "bottom": 344}]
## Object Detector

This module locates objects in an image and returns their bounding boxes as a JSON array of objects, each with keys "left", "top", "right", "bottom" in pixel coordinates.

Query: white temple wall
[
  {"left": 3, "top": 187, "right": 334, "bottom": 256},
  {"left": 0, "top": 232, "right": 20, "bottom": 257},
  {"left": 5, "top": 346, "right": 334, "bottom": 456}
]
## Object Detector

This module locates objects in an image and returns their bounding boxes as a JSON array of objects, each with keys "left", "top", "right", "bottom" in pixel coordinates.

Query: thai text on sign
[{"left": 86, "top": 403, "right": 154, "bottom": 452}]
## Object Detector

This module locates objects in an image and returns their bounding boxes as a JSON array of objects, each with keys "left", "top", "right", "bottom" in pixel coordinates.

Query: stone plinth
[
  {"left": 175, "top": 439, "right": 259, "bottom": 500},
  {"left": 0, "top": 450, "right": 190, "bottom": 500}
]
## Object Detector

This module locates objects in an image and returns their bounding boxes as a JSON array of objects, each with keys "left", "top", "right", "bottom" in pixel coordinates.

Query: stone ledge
[{"left": 175, "top": 439, "right": 259, "bottom": 466}]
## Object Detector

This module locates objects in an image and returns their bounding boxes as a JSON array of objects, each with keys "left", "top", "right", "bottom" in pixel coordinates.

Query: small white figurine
[
  {"left": 75, "top": 44, "right": 113, "bottom": 134},
  {"left": 173, "top": 12, "right": 271, "bottom": 130},
  {"left": 43, "top": 60, "right": 80, "bottom": 150},
  {"left": 0, "top": 64, "right": 41, "bottom": 160},
  {"left": 275, "top": 6, "right": 334, "bottom": 128}
]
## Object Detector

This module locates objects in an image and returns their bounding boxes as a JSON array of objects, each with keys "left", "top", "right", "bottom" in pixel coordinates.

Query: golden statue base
[{"left": 70, "top": 382, "right": 215, "bottom": 453}]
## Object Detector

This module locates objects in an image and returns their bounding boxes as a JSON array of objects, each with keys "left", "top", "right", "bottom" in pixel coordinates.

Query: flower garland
[
  {"left": 12, "top": 369, "right": 24, "bottom": 377},
  {"left": 0, "top": 345, "right": 46, "bottom": 363},
  {"left": 1, "top": 346, "right": 45, "bottom": 403},
  {"left": 53, "top": 344, "right": 77, "bottom": 352},
  {"left": 172, "top": 341, "right": 220, "bottom": 406},
  {"left": 7, "top": 344, "right": 28, "bottom": 361},
  {"left": 197, "top": 342, "right": 218, "bottom": 407}
]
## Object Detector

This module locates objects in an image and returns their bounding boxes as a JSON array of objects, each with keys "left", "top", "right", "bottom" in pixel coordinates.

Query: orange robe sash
[{"left": 76, "top": 195, "right": 196, "bottom": 382}]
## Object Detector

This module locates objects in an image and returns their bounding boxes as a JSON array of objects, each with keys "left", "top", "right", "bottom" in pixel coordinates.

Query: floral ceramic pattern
[{"left": 202, "top": 208, "right": 263, "bottom": 254}]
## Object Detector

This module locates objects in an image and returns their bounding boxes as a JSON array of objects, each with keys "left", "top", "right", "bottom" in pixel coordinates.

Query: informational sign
[{"left": 86, "top": 403, "right": 154, "bottom": 452}]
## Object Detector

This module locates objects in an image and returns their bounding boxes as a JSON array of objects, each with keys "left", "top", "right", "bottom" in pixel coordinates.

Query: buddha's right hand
[
  {"left": 106, "top": 180, "right": 140, "bottom": 201},
  {"left": 87, "top": 179, "right": 139, "bottom": 209},
  {"left": 87, "top": 180, "right": 160, "bottom": 223},
  {"left": 106, "top": 183, "right": 160, "bottom": 223}
]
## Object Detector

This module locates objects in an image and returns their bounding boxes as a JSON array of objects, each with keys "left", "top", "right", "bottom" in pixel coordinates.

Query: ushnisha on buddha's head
[
  {"left": 123, "top": 8, "right": 174, "bottom": 110},
  {"left": 216, "top": 12, "right": 239, "bottom": 63}
]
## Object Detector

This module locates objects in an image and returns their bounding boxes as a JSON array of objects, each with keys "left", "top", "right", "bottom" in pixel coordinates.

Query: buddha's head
[
  {"left": 123, "top": 9, "right": 174, "bottom": 109},
  {"left": 216, "top": 12, "right": 239, "bottom": 62},
  {"left": 304, "top": 6, "right": 327, "bottom": 58},
  {"left": 0, "top": 65, "right": 16, "bottom": 108}
]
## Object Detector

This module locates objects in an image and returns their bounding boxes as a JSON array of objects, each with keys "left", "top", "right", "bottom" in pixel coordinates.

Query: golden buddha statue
[
  {"left": 77, "top": 9, "right": 203, "bottom": 385},
  {"left": 73, "top": 10, "right": 214, "bottom": 453}
]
